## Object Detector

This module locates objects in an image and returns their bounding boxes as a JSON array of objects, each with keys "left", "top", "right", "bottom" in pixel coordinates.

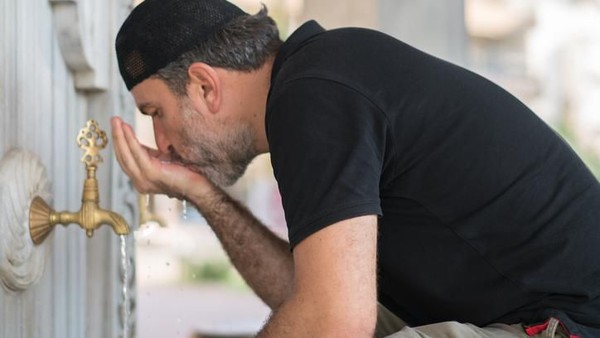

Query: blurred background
[{"left": 133, "top": 0, "right": 600, "bottom": 337}]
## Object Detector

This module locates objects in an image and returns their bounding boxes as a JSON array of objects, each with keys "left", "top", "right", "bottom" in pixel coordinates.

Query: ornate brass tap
[
  {"left": 138, "top": 194, "right": 167, "bottom": 228},
  {"left": 29, "top": 120, "right": 130, "bottom": 245}
]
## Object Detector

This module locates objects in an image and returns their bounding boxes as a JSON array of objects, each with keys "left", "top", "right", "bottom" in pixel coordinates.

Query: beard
[{"left": 172, "top": 98, "right": 258, "bottom": 187}]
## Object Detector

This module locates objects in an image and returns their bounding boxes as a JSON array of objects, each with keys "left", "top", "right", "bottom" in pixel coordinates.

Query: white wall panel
[{"left": 0, "top": 0, "right": 136, "bottom": 337}]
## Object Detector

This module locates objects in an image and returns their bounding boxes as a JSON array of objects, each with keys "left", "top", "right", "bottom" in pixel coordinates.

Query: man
[{"left": 111, "top": 0, "right": 600, "bottom": 337}]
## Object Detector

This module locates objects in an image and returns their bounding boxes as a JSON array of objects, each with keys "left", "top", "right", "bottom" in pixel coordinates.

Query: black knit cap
[{"left": 116, "top": 0, "right": 247, "bottom": 90}]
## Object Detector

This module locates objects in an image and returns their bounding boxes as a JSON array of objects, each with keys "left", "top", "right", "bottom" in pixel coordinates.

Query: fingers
[
  {"left": 111, "top": 117, "right": 130, "bottom": 174},
  {"left": 122, "top": 122, "right": 151, "bottom": 168},
  {"left": 111, "top": 116, "right": 146, "bottom": 190}
]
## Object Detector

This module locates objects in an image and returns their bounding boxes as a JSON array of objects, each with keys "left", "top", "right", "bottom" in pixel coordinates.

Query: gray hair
[{"left": 154, "top": 5, "right": 282, "bottom": 96}]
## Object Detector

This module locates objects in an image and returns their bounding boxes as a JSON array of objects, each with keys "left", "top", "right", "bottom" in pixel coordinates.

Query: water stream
[{"left": 120, "top": 235, "right": 131, "bottom": 338}]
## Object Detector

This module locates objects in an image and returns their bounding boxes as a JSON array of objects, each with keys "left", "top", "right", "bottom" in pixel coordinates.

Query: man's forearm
[{"left": 186, "top": 181, "right": 294, "bottom": 309}]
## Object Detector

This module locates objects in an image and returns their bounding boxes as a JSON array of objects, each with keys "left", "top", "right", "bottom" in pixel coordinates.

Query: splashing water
[{"left": 120, "top": 235, "right": 131, "bottom": 338}]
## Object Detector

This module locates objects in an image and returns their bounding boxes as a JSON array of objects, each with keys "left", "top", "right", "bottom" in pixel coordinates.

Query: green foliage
[{"left": 181, "top": 259, "right": 250, "bottom": 291}]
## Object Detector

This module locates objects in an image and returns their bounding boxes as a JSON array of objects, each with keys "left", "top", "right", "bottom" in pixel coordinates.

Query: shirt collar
[{"left": 271, "top": 20, "right": 326, "bottom": 84}]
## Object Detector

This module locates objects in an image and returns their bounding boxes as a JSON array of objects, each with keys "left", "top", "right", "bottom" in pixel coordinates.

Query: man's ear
[{"left": 186, "top": 62, "right": 221, "bottom": 114}]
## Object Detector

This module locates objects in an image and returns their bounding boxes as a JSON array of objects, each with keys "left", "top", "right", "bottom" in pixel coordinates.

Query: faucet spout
[{"left": 95, "top": 208, "right": 130, "bottom": 236}]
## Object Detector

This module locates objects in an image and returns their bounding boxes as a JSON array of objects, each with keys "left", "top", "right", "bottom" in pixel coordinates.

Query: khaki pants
[{"left": 376, "top": 303, "right": 571, "bottom": 338}]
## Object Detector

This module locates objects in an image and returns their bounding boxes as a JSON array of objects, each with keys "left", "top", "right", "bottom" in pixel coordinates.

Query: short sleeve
[{"left": 267, "top": 77, "right": 387, "bottom": 248}]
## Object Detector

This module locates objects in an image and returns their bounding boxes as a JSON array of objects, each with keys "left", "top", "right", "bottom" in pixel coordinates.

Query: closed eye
[{"left": 137, "top": 103, "right": 158, "bottom": 117}]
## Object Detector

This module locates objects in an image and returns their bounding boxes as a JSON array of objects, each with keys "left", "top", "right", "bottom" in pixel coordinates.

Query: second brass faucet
[{"left": 29, "top": 120, "right": 130, "bottom": 245}]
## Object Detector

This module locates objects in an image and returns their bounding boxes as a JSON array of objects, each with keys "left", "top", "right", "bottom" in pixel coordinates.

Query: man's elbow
[
  {"left": 322, "top": 327, "right": 374, "bottom": 338},
  {"left": 318, "top": 312, "right": 376, "bottom": 337},
  {"left": 320, "top": 324, "right": 375, "bottom": 338}
]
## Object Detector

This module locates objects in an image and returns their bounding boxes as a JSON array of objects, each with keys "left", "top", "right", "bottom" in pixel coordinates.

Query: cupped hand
[{"left": 110, "top": 116, "right": 211, "bottom": 200}]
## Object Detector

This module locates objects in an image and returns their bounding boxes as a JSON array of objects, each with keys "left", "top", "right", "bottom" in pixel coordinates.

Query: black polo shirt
[{"left": 266, "top": 21, "right": 600, "bottom": 336}]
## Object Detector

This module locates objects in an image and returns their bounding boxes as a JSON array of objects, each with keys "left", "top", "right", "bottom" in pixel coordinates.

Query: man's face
[
  {"left": 131, "top": 78, "right": 257, "bottom": 186},
  {"left": 176, "top": 96, "right": 257, "bottom": 186}
]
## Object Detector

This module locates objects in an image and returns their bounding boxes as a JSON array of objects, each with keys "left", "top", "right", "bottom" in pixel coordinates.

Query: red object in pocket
[{"left": 524, "top": 317, "right": 580, "bottom": 338}]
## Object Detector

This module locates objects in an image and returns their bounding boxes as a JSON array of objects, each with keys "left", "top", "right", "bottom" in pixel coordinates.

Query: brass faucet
[
  {"left": 29, "top": 120, "right": 130, "bottom": 245},
  {"left": 138, "top": 194, "right": 167, "bottom": 228}
]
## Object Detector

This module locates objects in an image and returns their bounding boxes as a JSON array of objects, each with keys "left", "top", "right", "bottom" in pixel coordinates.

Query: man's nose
[{"left": 152, "top": 122, "right": 172, "bottom": 155}]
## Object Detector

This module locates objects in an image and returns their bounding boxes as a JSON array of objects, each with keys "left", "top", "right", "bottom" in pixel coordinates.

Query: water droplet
[
  {"left": 145, "top": 194, "right": 150, "bottom": 208},
  {"left": 182, "top": 200, "right": 188, "bottom": 220}
]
